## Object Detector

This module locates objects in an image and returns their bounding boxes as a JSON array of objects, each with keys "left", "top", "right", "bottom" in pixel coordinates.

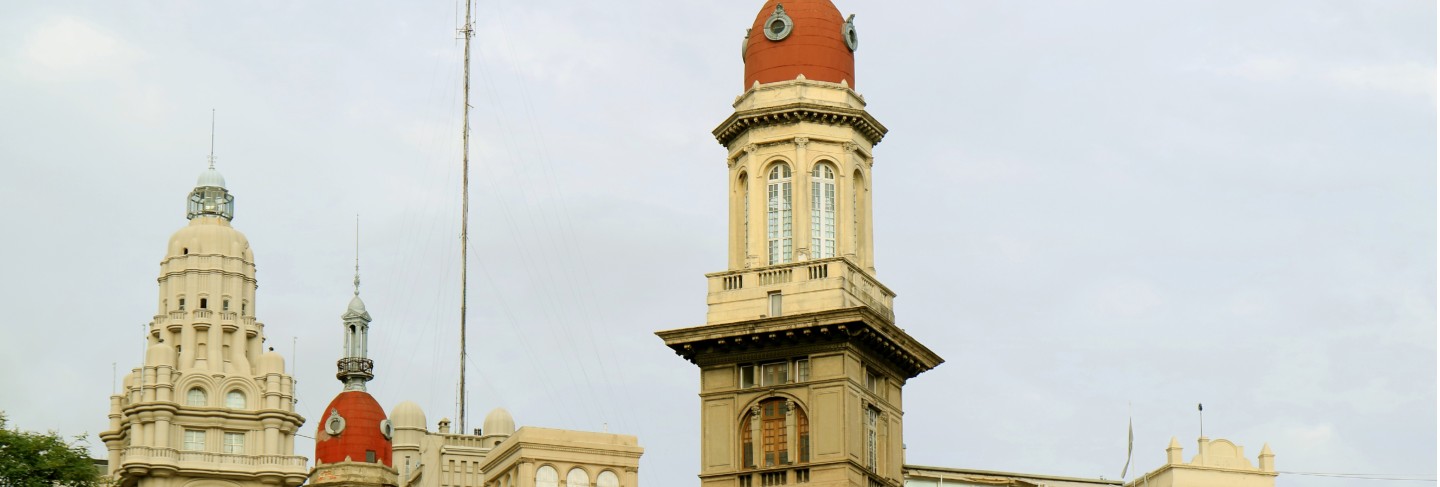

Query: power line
[{"left": 1278, "top": 471, "right": 1437, "bottom": 482}]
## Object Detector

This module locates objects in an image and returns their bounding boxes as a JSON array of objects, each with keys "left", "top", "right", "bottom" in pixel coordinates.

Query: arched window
[
  {"left": 741, "top": 398, "right": 809, "bottom": 468},
  {"left": 596, "top": 471, "right": 620, "bottom": 487},
  {"left": 226, "top": 390, "right": 246, "bottom": 409},
  {"left": 566, "top": 468, "right": 590, "bottom": 487},
  {"left": 852, "top": 170, "right": 865, "bottom": 259},
  {"left": 738, "top": 172, "right": 750, "bottom": 263},
  {"left": 766, "top": 164, "right": 793, "bottom": 265},
  {"left": 186, "top": 387, "right": 207, "bottom": 406},
  {"left": 810, "top": 163, "right": 837, "bottom": 258},
  {"left": 536, "top": 465, "right": 559, "bottom": 487}
]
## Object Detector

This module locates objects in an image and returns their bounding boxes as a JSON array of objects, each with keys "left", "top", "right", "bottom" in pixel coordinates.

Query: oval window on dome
[
  {"left": 763, "top": 5, "right": 793, "bottom": 41},
  {"left": 325, "top": 409, "right": 346, "bottom": 436},
  {"left": 842, "top": 14, "right": 858, "bottom": 51},
  {"left": 380, "top": 419, "right": 394, "bottom": 440}
]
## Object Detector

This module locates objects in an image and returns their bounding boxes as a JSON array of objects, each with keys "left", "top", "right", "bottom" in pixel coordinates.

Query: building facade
[
  {"left": 1123, "top": 437, "right": 1276, "bottom": 487},
  {"left": 99, "top": 164, "right": 308, "bottom": 487},
  {"left": 657, "top": 2, "right": 943, "bottom": 487}
]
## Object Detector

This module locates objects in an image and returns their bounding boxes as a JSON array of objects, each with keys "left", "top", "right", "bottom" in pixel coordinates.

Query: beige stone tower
[
  {"left": 100, "top": 163, "right": 308, "bottom": 487},
  {"left": 658, "top": 2, "right": 942, "bottom": 487}
]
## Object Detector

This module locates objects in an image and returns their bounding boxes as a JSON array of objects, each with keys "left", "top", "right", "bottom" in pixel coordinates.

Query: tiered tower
[
  {"left": 100, "top": 163, "right": 308, "bottom": 487},
  {"left": 657, "top": 2, "right": 943, "bottom": 487},
  {"left": 309, "top": 257, "right": 398, "bottom": 487}
]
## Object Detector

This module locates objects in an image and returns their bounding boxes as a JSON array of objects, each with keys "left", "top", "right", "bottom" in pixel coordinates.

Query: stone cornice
[
  {"left": 657, "top": 307, "right": 943, "bottom": 379},
  {"left": 713, "top": 102, "right": 888, "bottom": 147}
]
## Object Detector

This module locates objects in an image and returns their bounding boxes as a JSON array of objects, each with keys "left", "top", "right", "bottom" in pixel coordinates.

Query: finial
[
  {"left": 353, "top": 215, "right": 361, "bottom": 296},
  {"left": 207, "top": 109, "right": 217, "bottom": 169}
]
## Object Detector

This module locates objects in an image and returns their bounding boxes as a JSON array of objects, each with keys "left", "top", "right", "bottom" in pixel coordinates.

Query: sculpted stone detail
[{"left": 794, "top": 137, "right": 810, "bottom": 150}]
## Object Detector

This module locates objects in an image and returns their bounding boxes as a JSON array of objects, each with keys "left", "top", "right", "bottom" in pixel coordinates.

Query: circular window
[
  {"left": 380, "top": 419, "right": 394, "bottom": 440},
  {"left": 763, "top": 6, "right": 793, "bottom": 41},
  {"left": 842, "top": 15, "right": 858, "bottom": 52},
  {"left": 325, "top": 409, "right": 346, "bottom": 436}
]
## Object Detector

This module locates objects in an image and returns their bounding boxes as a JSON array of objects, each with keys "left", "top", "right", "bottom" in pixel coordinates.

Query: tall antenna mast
[
  {"left": 208, "top": 109, "right": 217, "bottom": 168},
  {"left": 457, "top": 0, "right": 474, "bottom": 434}
]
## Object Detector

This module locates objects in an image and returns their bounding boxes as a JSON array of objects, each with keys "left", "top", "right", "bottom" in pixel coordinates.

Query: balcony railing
[
  {"left": 118, "top": 446, "right": 306, "bottom": 469},
  {"left": 705, "top": 257, "right": 895, "bottom": 323}
]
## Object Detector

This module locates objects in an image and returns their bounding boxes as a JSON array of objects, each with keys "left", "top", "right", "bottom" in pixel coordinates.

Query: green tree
[{"left": 0, "top": 412, "right": 105, "bottom": 487}]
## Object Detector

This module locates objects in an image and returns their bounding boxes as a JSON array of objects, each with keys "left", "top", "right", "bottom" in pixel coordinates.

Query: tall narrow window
[
  {"left": 740, "top": 365, "right": 756, "bottom": 389},
  {"left": 767, "top": 164, "right": 793, "bottom": 265},
  {"left": 199, "top": 298, "right": 208, "bottom": 309},
  {"left": 184, "top": 429, "right": 206, "bottom": 451},
  {"left": 769, "top": 292, "right": 782, "bottom": 317},
  {"left": 795, "top": 359, "right": 810, "bottom": 382},
  {"left": 739, "top": 172, "right": 750, "bottom": 264},
  {"left": 811, "top": 164, "right": 837, "bottom": 258},
  {"left": 222, "top": 299, "right": 230, "bottom": 311},
  {"left": 178, "top": 298, "right": 186, "bottom": 311},
  {"left": 223, "top": 432, "right": 244, "bottom": 453},
  {"left": 852, "top": 170, "right": 864, "bottom": 259},
  {"left": 865, "top": 407, "right": 879, "bottom": 471}
]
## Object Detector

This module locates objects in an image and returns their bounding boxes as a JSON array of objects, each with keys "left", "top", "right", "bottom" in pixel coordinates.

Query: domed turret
[
  {"left": 196, "top": 167, "right": 226, "bottom": 188},
  {"left": 145, "top": 342, "right": 175, "bottom": 367},
  {"left": 187, "top": 163, "right": 235, "bottom": 221},
  {"left": 743, "top": 0, "right": 857, "bottom": 88},
  {"left": 482, "top": 407, "right": 515, "bottom": 437},
  {"left": 390, "top": 401, "right": 427, "bottom": 431},
  {"left": 315, "top": 391, "right": 393, "bottom": 466},
  {"left": 259, "top": 349, "right": 287, "bottom": 375}
]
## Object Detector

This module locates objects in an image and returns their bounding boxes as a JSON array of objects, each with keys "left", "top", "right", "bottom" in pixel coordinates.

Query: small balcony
[{"left": 705, "top": 257, "right": 894, "bottom": 325}]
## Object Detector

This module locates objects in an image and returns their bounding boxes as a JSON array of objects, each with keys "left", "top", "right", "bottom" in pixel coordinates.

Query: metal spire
[
  {"left": 354, "top": 215, "right": 361, "bottom": 296},
  {"left": 207, "top": 109, "right": 217, "bottom": 169}
]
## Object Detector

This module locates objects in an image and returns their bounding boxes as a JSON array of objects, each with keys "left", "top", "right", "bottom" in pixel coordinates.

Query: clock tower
[{"left": 657, "top": 2, "right": 943, "bottom": 487}]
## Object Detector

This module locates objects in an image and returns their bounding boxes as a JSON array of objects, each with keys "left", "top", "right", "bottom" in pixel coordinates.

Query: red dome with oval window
[
  {"left": 315, "top": 391, "right": 392, "bottom": 467},
  {"left": 743, "top": 0, "right": 855, "bottom": 88}
]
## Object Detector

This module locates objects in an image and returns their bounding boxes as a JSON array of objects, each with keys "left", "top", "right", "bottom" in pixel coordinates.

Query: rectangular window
[
  {"left": 178, "top": 298, "right": 186, "bottom": 311},
  {"left": 184, "top": 429, "right": 205, "bottom": 451},
  {"left": 199, "top": 298, "right": 208, "bottom": 309},
  {"left": 222, "top": 299, "right": 230, "bottom": 311},
  {"left": 769, "top": 292, "right": 782, "bottom": 317},
  {"left": 865, "top": 408, "right": 879, "bottom": 471},
  {"left": 761, "top": 362, "right": 788, "bottom": 386},
  {"left": 740, "top": 365, "right": 756, "bottom": 389},
  {"left": 865, "top": 369, "right": 881, "bottom": 394},
  {"left": 222, "top": 432, "right": 244, "bottom": 454},
  {"left": 367, "top": 450, "right": 377, "bottom": 463},
  {"left": 795, "top": 359, "right": 809, "bottom": 382}
]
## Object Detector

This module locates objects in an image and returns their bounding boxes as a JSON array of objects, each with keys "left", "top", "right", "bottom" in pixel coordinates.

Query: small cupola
[{"left": 187, "top": 162, "right": 235, "bottom": 221}]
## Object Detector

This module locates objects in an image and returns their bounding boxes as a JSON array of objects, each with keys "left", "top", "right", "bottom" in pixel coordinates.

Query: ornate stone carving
[{"left": 794, "top": 137, "right": 810, "bottom": 149}]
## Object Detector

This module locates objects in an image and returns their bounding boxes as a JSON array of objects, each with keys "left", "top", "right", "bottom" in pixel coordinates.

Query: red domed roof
[
  {"left": 315, "top": 391, "right": 392, "bottom": 467},
  {"left": 743, "top": 0, "right": 855, "bottom": 88}
]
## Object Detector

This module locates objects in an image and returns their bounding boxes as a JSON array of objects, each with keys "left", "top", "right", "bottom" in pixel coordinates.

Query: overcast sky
[{"left": 0, "top": 1, "right": 1434, "bottom": 486}]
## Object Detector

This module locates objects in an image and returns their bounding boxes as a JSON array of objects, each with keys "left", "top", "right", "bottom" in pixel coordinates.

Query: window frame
[
  {"left": 810, "top": 163, "right": 837, "bottom": 259},
  {"left": 225, "top": 390, "right": 246, "bottom": 409},
  {"left": 222, "top": 431, "right": 244, "bottom": 454},
  {"left": 183, "top": 429, "right": 206, "bottom": 451},
  {"left": 186, "top": 387, "right": 208, "bottom": 406},
  {"left": 766, "top": 163, "right": 793, "bottom": 265}
]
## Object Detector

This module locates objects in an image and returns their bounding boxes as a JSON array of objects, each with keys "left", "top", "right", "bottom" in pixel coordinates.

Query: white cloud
[
  {"left": 18, "top": 16, "right": 142, "bottom": 79},
  {"left": 1326, "top": 62, "right": 1437, "bottom": 99}
]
